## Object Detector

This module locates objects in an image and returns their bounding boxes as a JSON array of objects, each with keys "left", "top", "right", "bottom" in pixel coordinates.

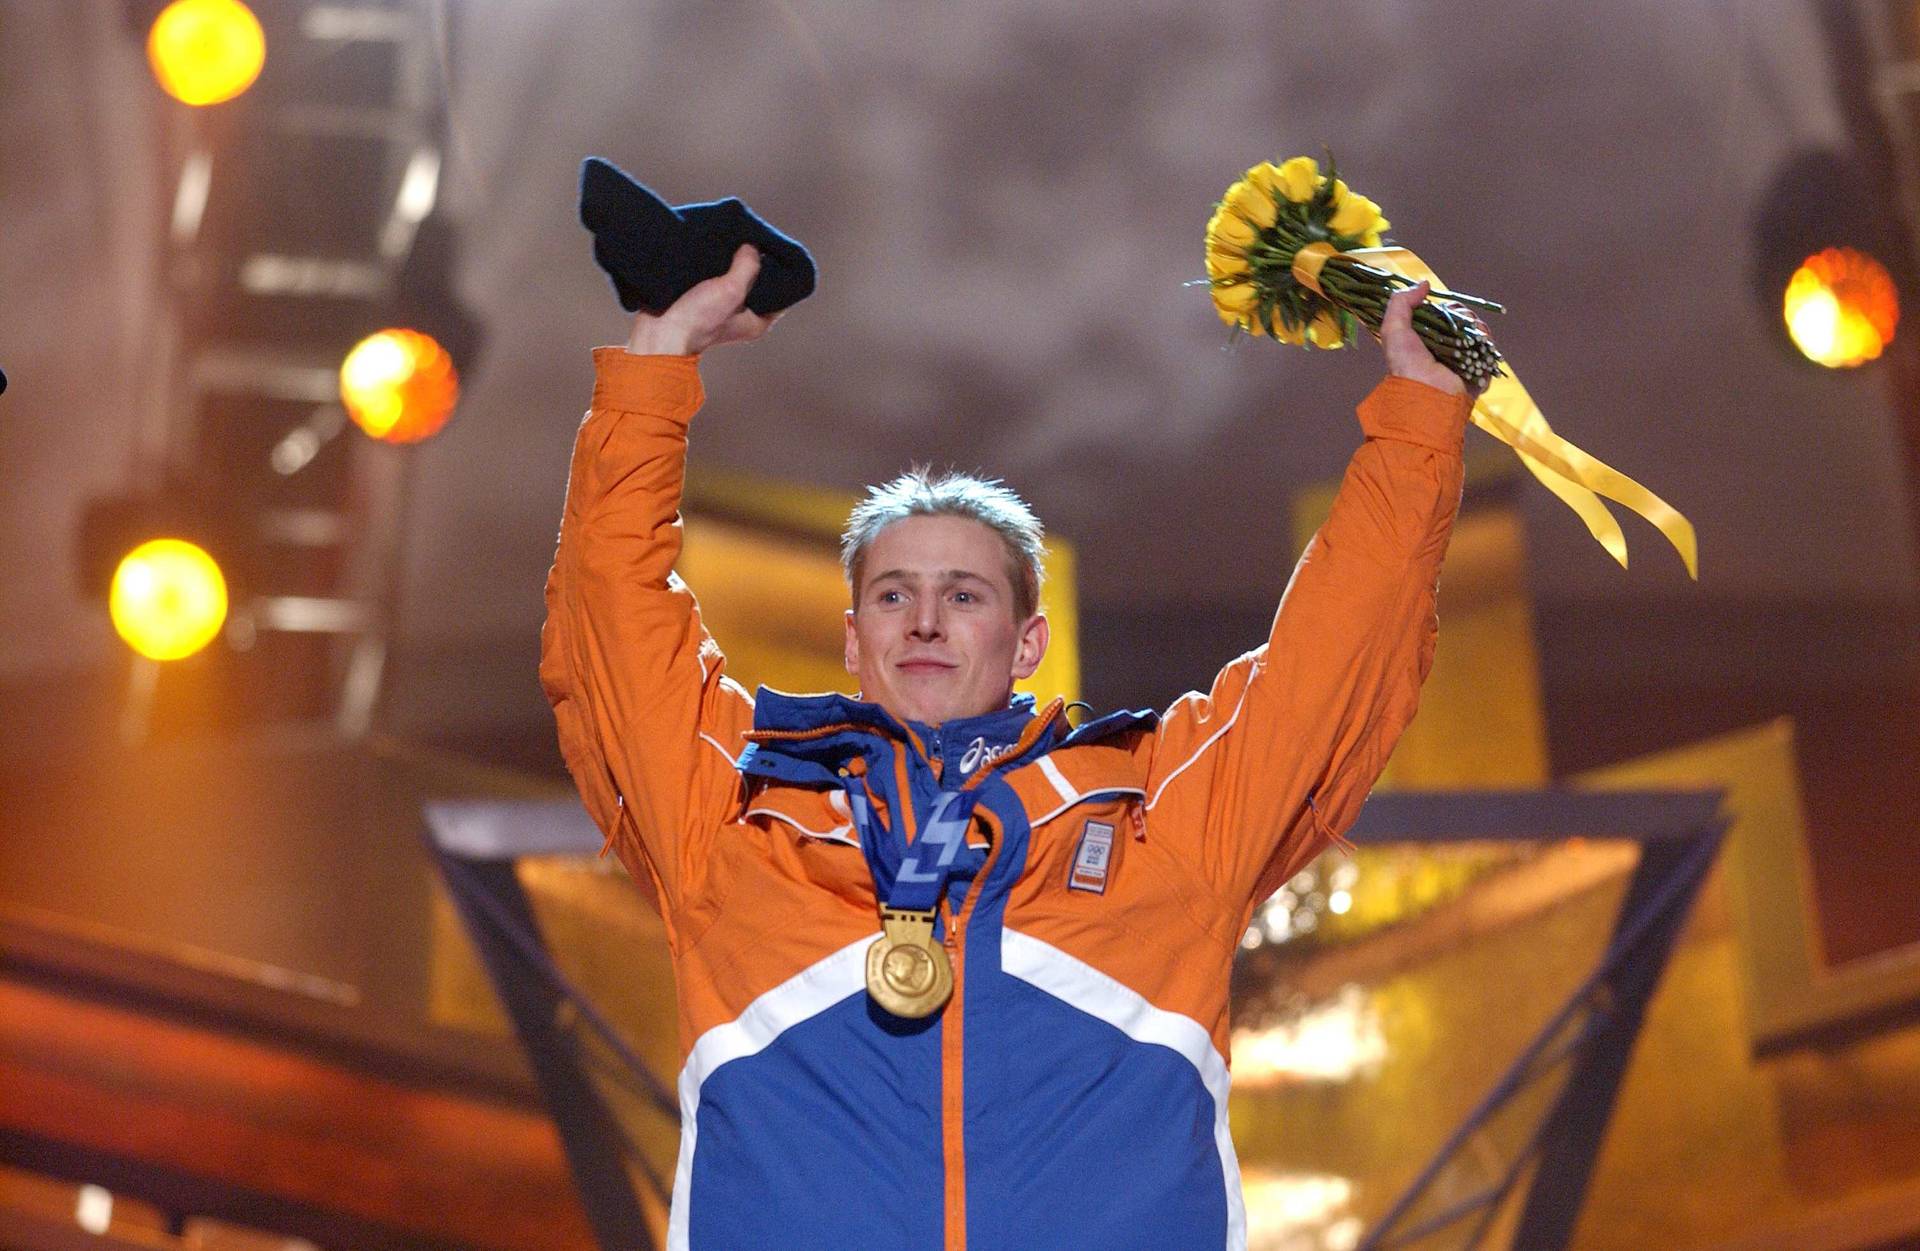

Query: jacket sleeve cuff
[
  {"left": 1355, "top": 375, "right": 1470, "bottom": 457},
  {"left": 590, "top": 346, "right": 705, "bottom": 418}
]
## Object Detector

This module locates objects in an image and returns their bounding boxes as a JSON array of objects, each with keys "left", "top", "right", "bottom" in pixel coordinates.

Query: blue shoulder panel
[{"left": 1061, "top": 706, "right": 1159, "bottom": 747}]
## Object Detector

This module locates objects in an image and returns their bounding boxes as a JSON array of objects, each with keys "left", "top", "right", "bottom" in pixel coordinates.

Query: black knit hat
[{"left": 579, "top": 157, "right": 816, "bottom": 316}]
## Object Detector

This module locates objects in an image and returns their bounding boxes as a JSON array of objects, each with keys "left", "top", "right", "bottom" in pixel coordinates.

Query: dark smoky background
[{"left": 2, "top": 0, "right": 1914, "bottom": 775}]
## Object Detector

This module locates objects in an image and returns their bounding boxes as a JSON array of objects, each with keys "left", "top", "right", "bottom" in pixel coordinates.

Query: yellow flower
[
  {"left": 1222, "top": 177, "right": 1278, "bottom": 230},
  {"left": 1207, "top": 248, "right": 1249, "bottom": 279},
  {"left": 1206, "top": 204, "right": 1257, "bottom": 252},
  {"left": 1243, "top": 161, "right": 1284, "bottom": 203},
  {"left": 1307, "top": 309, "right": 1345, "bottom": 348},
  {"left": 1270, "top": 316, "right": 1306, "bottom": 345},
  {"left": 1330, "top": 190, "right": 1387, "bottom": 239},
  {"left": 1212, "top": 279, "right": 1260, "bottom": 325},
  {"left": 1273, "top": 156, "right": 1320, "bottom": 203}
]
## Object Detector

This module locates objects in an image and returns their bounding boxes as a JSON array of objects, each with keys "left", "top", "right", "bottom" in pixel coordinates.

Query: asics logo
[{"left": 959, "top": 736, "right": 1018, "bottom": 775}]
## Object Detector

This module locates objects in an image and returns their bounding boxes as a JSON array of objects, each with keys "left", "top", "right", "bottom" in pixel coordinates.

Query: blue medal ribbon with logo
[
  {"left": 843, "top": 748, "right": 990, "bottom": 1017},
  {"left": 845, "top": 770, "right": 985, "bottom": 924}
]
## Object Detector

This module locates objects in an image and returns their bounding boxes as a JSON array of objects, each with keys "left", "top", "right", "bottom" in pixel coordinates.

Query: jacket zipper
[{"left": 940, "top": 821, "right": 1002, "bottom": 1251}]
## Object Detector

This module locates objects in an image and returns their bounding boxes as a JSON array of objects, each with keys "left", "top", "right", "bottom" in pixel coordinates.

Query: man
[{"left": 542, "top": 244, "right": 1477, "bottom": 1250}]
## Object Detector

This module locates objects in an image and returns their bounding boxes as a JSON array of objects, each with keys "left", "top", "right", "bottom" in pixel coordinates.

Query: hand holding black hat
[
  {"left": 627, "top": 244, "right": 779, "bottom": 356},
  {"left": 579, "top": 157, "right": 816, "bottom": 317}
]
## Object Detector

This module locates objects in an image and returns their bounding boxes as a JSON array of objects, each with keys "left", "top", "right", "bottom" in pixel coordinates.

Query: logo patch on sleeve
[{"left": 1067, "top": 820, "right": 1116, "bottom": 894}]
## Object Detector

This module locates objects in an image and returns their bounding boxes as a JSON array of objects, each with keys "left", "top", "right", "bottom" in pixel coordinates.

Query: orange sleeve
[
  {"left": 538, "top": 348, "right": 754, "bottom": 939},
  {"left": 1143, "top": 375, "right": 1468, "bottom": 911}
]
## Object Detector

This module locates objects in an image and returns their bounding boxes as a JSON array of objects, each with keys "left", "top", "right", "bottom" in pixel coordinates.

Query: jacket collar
[{"left": 739, "top": 687, "right": 1156, "bottom": 785}]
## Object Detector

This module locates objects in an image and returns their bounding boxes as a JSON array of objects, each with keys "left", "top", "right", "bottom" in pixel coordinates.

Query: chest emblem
[{"left": 1067, "top": 819, "right": 1116, "bottom": 894}]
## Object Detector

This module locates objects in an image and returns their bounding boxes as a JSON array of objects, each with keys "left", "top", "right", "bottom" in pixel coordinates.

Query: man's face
[{"left": 845, "top": 514, "right": 1049, "bottom": 728}]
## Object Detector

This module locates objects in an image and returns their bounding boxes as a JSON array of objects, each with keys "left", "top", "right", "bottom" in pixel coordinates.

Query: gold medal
[{"left": 865, "top": 907, "right": 953, "bottom": 1019}]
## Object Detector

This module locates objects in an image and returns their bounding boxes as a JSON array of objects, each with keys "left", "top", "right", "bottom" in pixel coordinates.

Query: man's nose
[{"left": 908, "top": 598, "right": 944, "bottom": 639}]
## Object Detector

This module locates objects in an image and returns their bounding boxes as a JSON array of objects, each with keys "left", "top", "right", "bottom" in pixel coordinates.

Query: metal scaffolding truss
[
  {"left": 425, "top": 802, "right": 674, "bottom": 1251},
  {"left": 1346, "top": 791, "right": 1727, "bottom": 1250},
  {"left": 125, "top": 1, "right": 458, "bottom": 741}
]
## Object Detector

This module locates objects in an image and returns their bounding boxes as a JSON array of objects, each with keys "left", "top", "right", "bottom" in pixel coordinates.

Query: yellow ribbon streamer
[{"left": 1288, "top": 242, "right": 1698, "bottom": 579}]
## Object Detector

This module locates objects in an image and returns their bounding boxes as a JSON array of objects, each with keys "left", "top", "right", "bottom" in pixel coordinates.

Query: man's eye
[
  {"left": 878, "top": 590, "right": 903, "bottom": 604},
  {"left": 951, "top": 591, "right": 977, "bottom": 604}
]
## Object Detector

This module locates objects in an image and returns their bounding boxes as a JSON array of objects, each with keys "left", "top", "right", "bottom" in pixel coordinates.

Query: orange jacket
[{"left": 540, "top": 348, "right": 1467, "bottom": 1250}]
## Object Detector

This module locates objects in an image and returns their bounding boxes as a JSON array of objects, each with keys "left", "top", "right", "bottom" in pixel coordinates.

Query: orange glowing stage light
[
  {"left": 340, "top": 329, "right": 460, "bottom": 444},
  {"left": 1784, "top": 246, "right": 1900, "bottom": 369},
  {"left": 147, "top": 0, "right": 266, "bottom": 107},
  {"left": 110, "top": 538, "right": 228, "bottom": 661}
]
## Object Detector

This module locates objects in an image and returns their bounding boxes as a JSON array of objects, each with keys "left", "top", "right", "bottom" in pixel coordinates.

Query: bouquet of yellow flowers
[
  {"left": 1202, "top": 152, "right": 1701, "bottom": 581},
  {"left": 1205, "top": 154, "right": 1505, "bottom": 391}
]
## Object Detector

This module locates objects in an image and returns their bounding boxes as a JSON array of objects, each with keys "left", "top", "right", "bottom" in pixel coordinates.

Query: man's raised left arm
[{"left": 1145, "top": 283, "right": 1475, "bottom": 909}]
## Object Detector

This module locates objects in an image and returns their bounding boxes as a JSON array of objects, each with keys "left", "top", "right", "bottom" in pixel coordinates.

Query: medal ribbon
[
  {"left": 845, "top": 700, "right": 1061, "bottom": 916},
  {"left": 846, "top": 771, "right": 986, "bottom": 913},
  {"left": 1291, "top": 241, "right": 1698, "bottom": 579}
]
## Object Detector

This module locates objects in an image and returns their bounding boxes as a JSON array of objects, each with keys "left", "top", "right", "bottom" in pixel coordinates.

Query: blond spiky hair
[{"left": 840, "top": 468, "right": 1046, "bottom": 620}]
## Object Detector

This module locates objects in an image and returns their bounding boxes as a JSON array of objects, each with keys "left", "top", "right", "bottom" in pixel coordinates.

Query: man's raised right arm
[{"left": 539, "top": 246, "right": 777, "bottom": 928}]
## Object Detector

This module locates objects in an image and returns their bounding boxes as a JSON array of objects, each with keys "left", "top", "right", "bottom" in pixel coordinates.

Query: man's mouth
[{"left": 896, "top": 659, "right": 956, "bottom": 674}]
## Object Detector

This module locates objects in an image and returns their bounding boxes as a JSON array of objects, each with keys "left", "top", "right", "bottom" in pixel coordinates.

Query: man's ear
[
  {"left": 844, "top": 608, "right": 860, "bottom": 677},
  {"left": 1011, "top": 613, "right": 1049, "bottom": 681}
]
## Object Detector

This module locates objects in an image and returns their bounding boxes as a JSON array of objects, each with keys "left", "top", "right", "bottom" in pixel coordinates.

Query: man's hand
[
  {"left": 626, "top": 244, "right": 780, "bottom": 357},
  {"left": 1379, "top": 280, "right": 1487, "bottom": 400}
]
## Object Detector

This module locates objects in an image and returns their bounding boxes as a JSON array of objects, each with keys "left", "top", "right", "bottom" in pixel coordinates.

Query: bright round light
[
  {"left": 340, "top": 328, "right": 459, "bottom": 443},
  {"left": 1784, "top": 246, "right": 1899, "bottom": 369},
  {"left": 109, "top": 539, "right": 228, "bottom": 661},
  {"left": 147, "top": 0, "right": 266, "bottom": 107}
]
